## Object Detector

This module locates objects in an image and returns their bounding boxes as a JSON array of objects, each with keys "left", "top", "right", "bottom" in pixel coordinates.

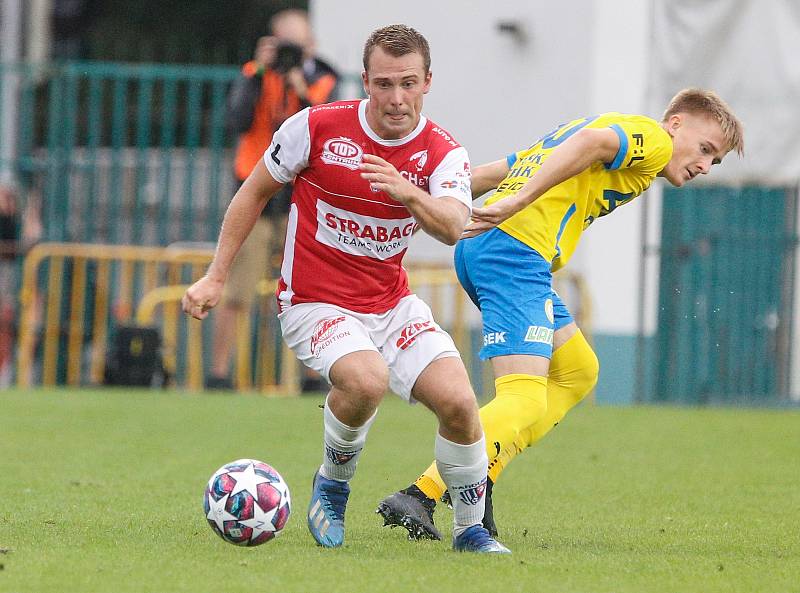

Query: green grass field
[{"left": 1, "top": 388, "right": 798, "bottom": 593}]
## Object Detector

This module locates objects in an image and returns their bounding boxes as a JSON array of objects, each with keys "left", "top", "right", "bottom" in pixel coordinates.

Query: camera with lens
[{"left": 272, "top": 41, "right": 304, "bottom": 74}]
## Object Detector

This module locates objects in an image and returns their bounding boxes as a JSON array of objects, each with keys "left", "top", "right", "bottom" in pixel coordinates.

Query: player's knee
[
  {"left": 572, "top": 343, "right": 599, "bottom": 403},
  {"left": 551, "top": 332, "right": 599, "bottom": 403},
  {"left": 332, "top": 365, "right": 388, "bottom": 404},
  {"left": 430, "top": 386, "right": 480, "bottom": 437},
  {"left": 497, "top": 374, "right": 548, "bottom": 428}
]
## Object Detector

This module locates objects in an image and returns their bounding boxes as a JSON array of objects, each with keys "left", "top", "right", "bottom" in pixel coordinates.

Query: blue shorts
[{"left": 454, "top": 228, "right": 574, "bottom": 360}]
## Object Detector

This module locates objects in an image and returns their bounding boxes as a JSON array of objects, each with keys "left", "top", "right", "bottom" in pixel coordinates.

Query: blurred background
[{"left": 0, "top": 0, "right": 797, "bottom": 406}]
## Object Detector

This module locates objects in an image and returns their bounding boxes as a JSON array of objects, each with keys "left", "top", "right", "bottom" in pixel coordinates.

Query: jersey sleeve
[
  {"left": 263, "top": 108, "right": 312, "bottom": 183},
  {"left": 603, "top": 116, "right": 673, "bottom": 176},
  {"left": 428, "top": 146, "right": 472, "bottom": 209}
]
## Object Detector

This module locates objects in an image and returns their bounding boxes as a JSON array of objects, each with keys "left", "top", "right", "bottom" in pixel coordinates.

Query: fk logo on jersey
[{"left": 409, "top": 149, "right": 428, "bottom": 170}]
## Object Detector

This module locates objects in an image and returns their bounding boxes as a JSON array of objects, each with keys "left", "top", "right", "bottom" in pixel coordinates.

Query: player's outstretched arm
[
  {"left": 471, "top": 159, "right": 510, "bottom": 199},
  {"left": 360, "top": 153, "right": 469, "bottom": 245},
  {"left": 182, "top": 160, "right": 284, "bottom": 320},
  {"left": 464, "top": 127, "right": 621, "bottom": 237}
]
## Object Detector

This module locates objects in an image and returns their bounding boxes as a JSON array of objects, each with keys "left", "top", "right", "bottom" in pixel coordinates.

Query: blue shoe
[
  {"left": 307, "top": 471, "right": 350, "bottom": 547},
  {"left": 453, "top": 525, "right": 512, "bottom": 554}
]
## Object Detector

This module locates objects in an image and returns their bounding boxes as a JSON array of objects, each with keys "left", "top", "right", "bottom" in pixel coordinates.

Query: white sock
[
  {"left": 319, "top": 398, "right": 376, "bottom": 482},
  {"left": 435, "top": 433, "right": 488, "bottom": 537}
]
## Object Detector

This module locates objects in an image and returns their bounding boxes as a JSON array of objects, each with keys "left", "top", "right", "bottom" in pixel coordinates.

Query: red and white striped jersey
[{"left": 264, "top": 99, "right": 471, "bottom": 314}]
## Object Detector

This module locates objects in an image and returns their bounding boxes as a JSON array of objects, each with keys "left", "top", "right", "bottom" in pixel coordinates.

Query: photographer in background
[
  {"left": 207, "top": 8, "right": 338, "bottom": 390},
  {"left": 1, "top": 183, "right": 42, "bottom": 388}
]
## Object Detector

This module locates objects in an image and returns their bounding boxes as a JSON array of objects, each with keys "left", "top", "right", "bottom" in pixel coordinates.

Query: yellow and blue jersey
[{"left": 486, "top": 113, "right": 672, "bottom": 271}]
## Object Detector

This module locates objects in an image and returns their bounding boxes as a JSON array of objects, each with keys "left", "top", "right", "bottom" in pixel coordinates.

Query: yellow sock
[
  {"left": 487, "top": 330, "right": 599, "bottom": 483},
  {"left": 415, "top": 463, "right": 446, "bottom": 501},
  {"left": 415, "top": 373, "right": 548, "bottom": 499}
]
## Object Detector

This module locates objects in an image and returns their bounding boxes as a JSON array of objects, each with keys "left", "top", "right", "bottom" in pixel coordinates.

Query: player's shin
[
  {"left": 415, "top": 374, "right": 548, "bottom": 499},
  {"left": 414, "top": 462, "right": 447, "bottom": 501},
  {"left": 487, "top": 331, "right": 599, "bottom": 483},
  {"left": 320, "top": 397, "right": 376, "bottom": 482},
  {"left": 434, "top": 433, "right": 488, "bottom": 535}
]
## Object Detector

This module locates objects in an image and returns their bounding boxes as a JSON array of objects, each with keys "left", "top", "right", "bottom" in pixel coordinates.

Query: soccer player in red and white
[{"left": 182, "top": 24, "right": 509, "bottom": 554}]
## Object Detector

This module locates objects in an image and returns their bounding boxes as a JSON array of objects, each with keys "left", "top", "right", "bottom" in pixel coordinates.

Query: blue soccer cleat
[
  {"left": 307, "top": 471, "right": 350, "bottom": 547},
  {"left": 452, "top": 525, "right": 512, "bottom": 554}
]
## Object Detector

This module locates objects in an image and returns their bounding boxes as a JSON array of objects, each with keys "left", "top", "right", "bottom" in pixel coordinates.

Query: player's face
[
  {"left": 660, "top": 113, "right": 728, "bottom": 187},
  {"left": 362, "top": 47, "right": 431, "bottom": 140}
]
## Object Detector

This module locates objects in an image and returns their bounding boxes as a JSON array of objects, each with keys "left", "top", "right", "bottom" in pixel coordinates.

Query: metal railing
[{"left": 15, "top": 242, "right": 593, "bottom": 395}]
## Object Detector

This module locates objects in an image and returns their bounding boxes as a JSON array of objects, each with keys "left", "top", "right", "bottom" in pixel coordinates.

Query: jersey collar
[{"left": 358, "top": 99, "right": 427, "bottom": 146}]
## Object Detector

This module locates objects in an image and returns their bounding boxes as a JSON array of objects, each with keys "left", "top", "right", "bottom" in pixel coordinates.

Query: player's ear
[
  {"left": 423, "top": 70, "right": 432, "bottom": 94},
  {"left": 361, "top": 71, "right": 369, "bottom": 97},
  {"left": 667, "top": 113, "right": 682, "bottom": 134}
]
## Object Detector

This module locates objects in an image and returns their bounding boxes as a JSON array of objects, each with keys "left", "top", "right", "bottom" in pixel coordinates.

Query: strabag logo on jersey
[
  {"left": 316, "top": 200, "right": 416, "bottom": 261},
  {"left": 321, "top": 137, "right": 363, "bottom": 170},
  {"left": 310, "top": 315, "right": 349, "bottom": 357},
  {"left": 396, "top": 320, "right": 435, "bottom": 350}
]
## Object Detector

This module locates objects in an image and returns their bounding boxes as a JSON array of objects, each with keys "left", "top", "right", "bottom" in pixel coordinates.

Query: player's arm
[
  {"left": 465, "top": 128, "right": 620, "bottom": 236},
  {"left": 471, "top": 159, "right": 510, "bottom": 198},
  {"left": 360, "top": 153, "right": 469, "bottom": 245},
  {"left": 182, "top": 159, "right": 283, "bottom": 320}
]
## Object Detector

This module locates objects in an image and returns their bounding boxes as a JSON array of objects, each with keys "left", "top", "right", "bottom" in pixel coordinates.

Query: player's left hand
[
  {"left": 462, "top": 197, "right": 524, "bottom": 238},
  {"left": 359, "top": 154, "right": 415, "bottom": 203}
]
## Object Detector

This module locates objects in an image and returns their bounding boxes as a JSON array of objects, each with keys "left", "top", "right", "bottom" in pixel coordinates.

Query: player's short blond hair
[
  {"left": 662, "top": 89, "right": 744, "bottom": 156},
  {"left": 362, "top": 24, "right": 431, "bottom": 73}
]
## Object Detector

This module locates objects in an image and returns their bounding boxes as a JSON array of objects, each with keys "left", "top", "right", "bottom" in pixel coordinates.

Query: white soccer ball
[{"left": 203, "top": 458, "right": 291, "bottom": 546}]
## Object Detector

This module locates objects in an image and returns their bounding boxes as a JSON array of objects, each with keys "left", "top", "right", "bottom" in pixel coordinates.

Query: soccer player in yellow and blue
[{"left": 377, "top": 89, "right": 745, "bottom": 541}]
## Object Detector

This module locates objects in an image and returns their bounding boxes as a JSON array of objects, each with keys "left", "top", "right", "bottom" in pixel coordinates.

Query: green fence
[
  {"left": 653, "top": 186, "right": 798, "bottom": 404},
  {"left": 1, "top": 61, "right": 241, "bottom": 246}
]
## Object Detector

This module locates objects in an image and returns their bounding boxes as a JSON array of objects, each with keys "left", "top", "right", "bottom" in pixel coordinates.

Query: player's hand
[
  {"left": 359, "top": 154, "right": 415, "bottom": 203},
  {"left": 462, "top": 197, "right": 525, "bottom": 238},
  {"left": 285, "top": 67, "right": 308, "bottom": 97},
  {"left": 254, "top": 36, "right": 277, "bottom": 70},
  {"left": 181, "top": 275, "right": 225, "bottom": 320}
]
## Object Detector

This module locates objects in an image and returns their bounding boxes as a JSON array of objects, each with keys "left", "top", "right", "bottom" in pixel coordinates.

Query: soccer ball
[{"left": 203, "top": 458, "right": 291, "bottom": 546}]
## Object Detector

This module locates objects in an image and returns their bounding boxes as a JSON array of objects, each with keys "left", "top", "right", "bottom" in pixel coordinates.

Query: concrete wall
[{"left": 311, "top": 1, "right": 659, "bottom": 403}]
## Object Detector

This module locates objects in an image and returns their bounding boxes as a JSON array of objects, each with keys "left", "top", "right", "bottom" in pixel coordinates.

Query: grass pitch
[{"left": 1, "top": 388, "right": 798, "bottom": 593}]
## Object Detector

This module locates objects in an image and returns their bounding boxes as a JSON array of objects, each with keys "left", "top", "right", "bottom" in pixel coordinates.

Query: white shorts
[{"left": 277, "top": 295, "right": 460, "bottom": 401}]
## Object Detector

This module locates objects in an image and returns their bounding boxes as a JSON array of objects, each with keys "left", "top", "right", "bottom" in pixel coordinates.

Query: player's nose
[{"left": 698, "top": 157, "right": 712, "bottom": 174}]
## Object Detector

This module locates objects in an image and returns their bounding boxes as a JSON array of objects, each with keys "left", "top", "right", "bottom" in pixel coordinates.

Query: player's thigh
[
  {"left": 469, "top": 232, "right": 557, "bottom": 362},
  {"left": 552, "top": 284, "right": 578, "bottom": 349},
  {"left": 221, "top": 217, "right": 271, "bottom": 307},
  {"left": 376, "top": 295, "right": 462, "bottom": 402},
  {"left": 277, "top": 303, "right": 381, "bottom": 386}
]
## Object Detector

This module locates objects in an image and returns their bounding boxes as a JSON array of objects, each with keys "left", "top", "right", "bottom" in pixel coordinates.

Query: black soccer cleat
[
  {"left": 482, "top": 479, "right": 498, "bottom": 537},
  {"left": 441, "top": 478, "right": 498, "bottom": 537},
  {"left": 376, "top": 485, "right": 442, "bottom": 541}
]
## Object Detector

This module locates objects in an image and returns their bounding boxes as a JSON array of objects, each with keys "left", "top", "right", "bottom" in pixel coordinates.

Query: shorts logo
[
  {"left": 440, "top": 180, "right": 458, "bottom": 189},
  {"left": 396, "top": 320, "right": 435, "bottom": 350},
  {"left": 524, "top": 325, "right": 553, "bottom": 345},
  {"left": 311, "top": 316, "right": 348, "bottom": 357},
  {"left": 456, "top": 477, "right": 487, "bottom": 506},
  {"left": 545, "top": 298, "right": 554, "bottom": 324},
  {"left": 483, "top": 332, "right": 506, "bottom": 346},
  {"left": 325, "top": 444, "right": 361, "bottom": 465},
  {"left": 409, "top": 149, "right": 428, "bottom": 170},
  {"left": 321, "top": 137, "right": 363, "bottom": 170}
]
